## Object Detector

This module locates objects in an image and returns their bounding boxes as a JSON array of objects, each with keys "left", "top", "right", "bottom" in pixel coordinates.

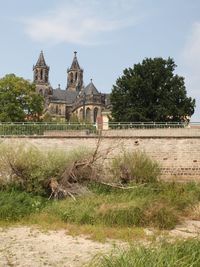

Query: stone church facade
[{"left": 33, "top": 51, "right": 110, "bottom": 123}]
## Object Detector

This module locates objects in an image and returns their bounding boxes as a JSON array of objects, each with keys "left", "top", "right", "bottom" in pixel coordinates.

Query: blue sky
[{"left": 0, "top": 0, "right": 200, "bottom": 120}]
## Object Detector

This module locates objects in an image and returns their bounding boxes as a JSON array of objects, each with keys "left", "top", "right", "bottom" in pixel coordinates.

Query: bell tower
[
  {"left": 33, "top": 51, "right": 51, "bottom": 97},
  {"left": 67, "top": 51, "right": 83, "bottom": 92}
]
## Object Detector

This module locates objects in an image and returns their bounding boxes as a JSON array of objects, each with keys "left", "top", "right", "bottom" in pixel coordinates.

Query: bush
[
  {"left": 110, "top": 151, "right": 160, "bottom": 184},
  {"left": 0, "top": 143, "right": 92, "bottom": 195}
]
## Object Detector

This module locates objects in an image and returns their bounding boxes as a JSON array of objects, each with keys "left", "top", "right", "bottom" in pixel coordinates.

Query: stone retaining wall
[{"left": 2, "top": 135, "right": 200, "bottom": 181}]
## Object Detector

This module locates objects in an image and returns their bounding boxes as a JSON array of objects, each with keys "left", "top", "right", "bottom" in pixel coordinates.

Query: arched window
[
  {"left": 35, "top": 69, "right": 38, "bottom": 80},
  {"left": 93, "top": 107, "right": 98, "bottom": 123},
  {"left": 70, "top": 73, "right": 73, "bottom": 83},
  {"left": 45, "top": 71, "right": 48, "bottom": 83},
  {"left": 40, "top": 69, "right": 43, "bottom": 80},
  {"left": 75, "top": 72, "right": 78, "bottom": 81},
  {"left": 86, "top": 108, "right": 91, "bottom": 122},
  {"left": 39, "top": 89, "right": 43, "bottom": 95}
]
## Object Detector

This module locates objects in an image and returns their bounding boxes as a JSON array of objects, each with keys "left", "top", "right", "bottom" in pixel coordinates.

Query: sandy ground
[
  {"left": 0, "top": 220, "right": 200, "bottom": 267},
  {"left": 0, "top": 227, "right": 114, "bottom": 267}
]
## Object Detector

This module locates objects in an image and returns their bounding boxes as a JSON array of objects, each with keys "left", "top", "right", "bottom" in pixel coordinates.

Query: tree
[
  {"left": 110, "top": 58, "right": 195, "bottom": 122},
  {"left": 0, "top": 74, "right": 44, "bottom": 122}
]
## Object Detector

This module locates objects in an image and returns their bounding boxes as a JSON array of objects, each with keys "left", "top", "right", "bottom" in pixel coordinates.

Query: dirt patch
[
  {"left": 0, "top": 227, "right": 114, "bottom": 267},
  {"left": 0, "top": 221, "right": 200, "bottom": 266},
  {"left": 169, "top": 220, "right": 200, "bottom": 238}
]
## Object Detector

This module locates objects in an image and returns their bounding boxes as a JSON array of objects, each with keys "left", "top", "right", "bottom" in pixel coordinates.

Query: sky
[{"left": 0, "top": 0, "right": 200, "bottom": 120}]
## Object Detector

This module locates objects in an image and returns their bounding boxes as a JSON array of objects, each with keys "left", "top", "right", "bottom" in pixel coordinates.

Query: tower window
[
  {"left": 94, "top": 107, "right": 98, "bottom": 123},
  {"left": 75, "top": 72, "right": 78, "bottom": 81},
  {"left": 35, "top": 69, "right": 38, "bottom": 80},
  {"left": 40, "top": 69, "right": 43, "bottom": 80},
  {"left": 70, "top": 73, "right": 73, "bottom": 83}
]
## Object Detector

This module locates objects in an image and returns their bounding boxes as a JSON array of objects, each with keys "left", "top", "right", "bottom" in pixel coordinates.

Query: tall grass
[
  {"left": 110, "top": 151, "right": 160, "bottom": 184},
  {"left": 0, "top": 143, "right": 92, "bottom": 195},
  {"left": 89, "top": 239, "right": 200, "bottom": 267}
]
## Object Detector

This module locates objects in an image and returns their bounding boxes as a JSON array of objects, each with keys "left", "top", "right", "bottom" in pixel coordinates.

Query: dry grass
[{"left": 186, "top": 202, "right": 200, "bottom": 220}]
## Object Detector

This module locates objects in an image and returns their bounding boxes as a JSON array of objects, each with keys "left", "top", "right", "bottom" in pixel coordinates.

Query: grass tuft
[{"left": 89, "top": 239, "right": 200, "bottom": 267}]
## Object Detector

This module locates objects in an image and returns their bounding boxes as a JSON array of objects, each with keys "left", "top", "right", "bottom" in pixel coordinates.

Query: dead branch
[
  {"left": 99, "top": 181, "right": 147, "bottom": 189},
  {"left": 48, "top": 136, "right": 123, "bottom": 199}
]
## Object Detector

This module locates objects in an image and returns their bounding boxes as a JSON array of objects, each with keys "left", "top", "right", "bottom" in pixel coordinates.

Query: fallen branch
[{"left": 99, "top": 181, "right": 147, "bottom": 189}]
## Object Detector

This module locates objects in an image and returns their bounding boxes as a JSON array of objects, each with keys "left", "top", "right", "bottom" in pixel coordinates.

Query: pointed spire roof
[
  {"left": 35, "top": 50, "right": 48, "bottom": 67},
  {"left": 70, "top": 51, "right": 81, "bottom": 70},
  {"left": 84, "top": 79, "right": 99, "bottom": 95}
]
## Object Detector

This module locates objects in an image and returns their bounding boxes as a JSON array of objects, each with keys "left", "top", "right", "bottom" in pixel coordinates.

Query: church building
[{"left": 33, "top": 51, "right": 110, "bottom": 123}]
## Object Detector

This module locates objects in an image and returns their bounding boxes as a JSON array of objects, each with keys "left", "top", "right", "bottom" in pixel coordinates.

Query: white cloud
[{"left": 22, "top": 0, "right": 142, "bottom": 45}]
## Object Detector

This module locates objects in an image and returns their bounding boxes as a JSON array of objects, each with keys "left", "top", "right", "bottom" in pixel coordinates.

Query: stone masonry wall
[{"left": 2, "top": 136, "right": 200, "bottom": 181}]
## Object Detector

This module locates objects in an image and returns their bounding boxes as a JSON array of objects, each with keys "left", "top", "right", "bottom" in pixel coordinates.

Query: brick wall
[{"left": 2, "top": 135, "right": 200, "bottom": 181}]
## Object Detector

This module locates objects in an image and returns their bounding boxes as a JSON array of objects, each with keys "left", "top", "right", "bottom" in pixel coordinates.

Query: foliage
[
  {"left": 0, "top": 143, "right": 92, "bottom": 195},
  {"left": 0, "top": 74, "right": 44, "bottom": 122},
  {"left": 0, "top": 190, "right": 46, "bottom": 221},
  {"left": 110, "top": 151, "right": 160, "bottom": 184},
  {"left": 0, "top": 143, "right": 200, "bottom": 231},
  {"left": 90, "top": 239, "right": 200, "bottom": 267},
  {"left": 110, "top": 57, "right": 195, "bottom": 122},
  {"left": 42, "top": 111, "right": 53, "bottom": 122}
]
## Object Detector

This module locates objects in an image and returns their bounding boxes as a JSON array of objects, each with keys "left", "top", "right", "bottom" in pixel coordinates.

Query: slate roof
[
  {"left": 51, "top": 88, "right": 78, "bottom": 104},
  {"left": 84, "top": 80, "right": 99, "bottom": 95}
]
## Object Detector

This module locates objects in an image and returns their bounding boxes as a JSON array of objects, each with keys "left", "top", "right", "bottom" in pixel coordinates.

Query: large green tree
[
  {"left": 0, "top": 74, "right": 44, "bottom": 122},
  {"left": 110, "top": 58, "right": 195, "bottom": 122}
]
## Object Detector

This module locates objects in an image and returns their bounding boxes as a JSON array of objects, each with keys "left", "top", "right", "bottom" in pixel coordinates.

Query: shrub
[
  {"left": 0, "top": 143, "right": 92, "bottom": 195},
  {"left": 110, "top": 151, "right": 160, "bottom": 184}
]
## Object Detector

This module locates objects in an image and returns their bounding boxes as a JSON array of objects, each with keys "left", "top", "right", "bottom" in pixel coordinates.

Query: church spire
[
  {"left": 33, "top": 50, "right": 49, "bottom": 85},
  {"left": 70, "top": 51, "right": 81, "bottom": 70},
  {"left": 35, "top": 50, "right": 48, "bottom": 67},
  {"left": 67, "top": 51, "right": 83, "bottom": 92}
]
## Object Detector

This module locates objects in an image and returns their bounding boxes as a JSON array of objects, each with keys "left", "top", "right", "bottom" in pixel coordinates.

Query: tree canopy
[
  {"left": 110, "top": 57, "right": 195, "bottom": 122},
  {"left": 0, "top": 74, "right": 44, "bottom": 122}
]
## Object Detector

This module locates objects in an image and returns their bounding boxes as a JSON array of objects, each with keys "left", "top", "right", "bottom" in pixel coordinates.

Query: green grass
[
  {"left": 0, "top": 190, "right": 47, "bottom": 221},
  {"left": 43, "top": 181, "right": 200, "bottom": 230},
  {"left": 89, "top": 239, "right": 200, "bottom": 267},
  {"left": 0, "top": 181, "right": 200, "bottom": 236}
]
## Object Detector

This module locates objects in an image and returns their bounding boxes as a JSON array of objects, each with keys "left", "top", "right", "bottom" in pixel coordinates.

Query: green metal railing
[
  {"left": 0, "top": 123, "right": 96, "bottom": 136},
  {"left": 108, "top": 122, "right": 187, "bottom": 129},
  {"left": 0, "top": 122, "right": 198, "bottom": 136}
]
